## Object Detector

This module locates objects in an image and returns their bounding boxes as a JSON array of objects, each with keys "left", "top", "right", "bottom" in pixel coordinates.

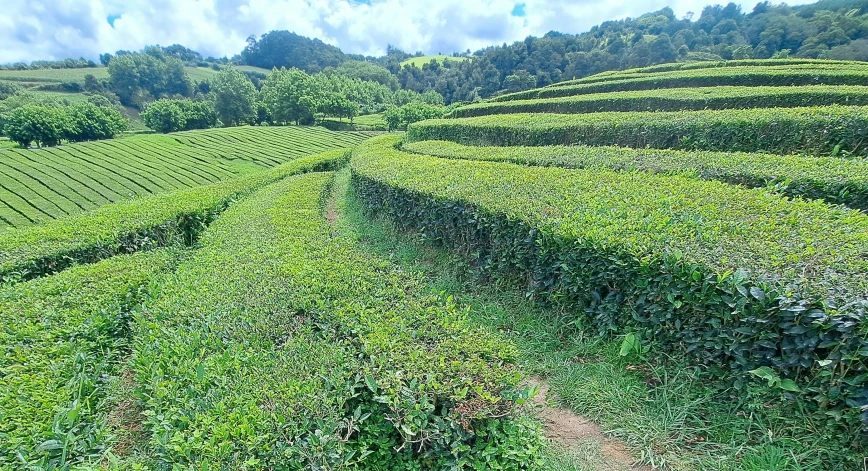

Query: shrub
[
  {"left": 131, "top": 171, "right": 542, "bottom": 469},
  {"left": 409, "top": 106, "right": 868, "bottom": 157},
  {"left": 383, "top": 102, "right": 446, "bottom": 131},
  {"left": 0, "top": 150, "right": 350, "bottom": 282},
  {"left": 2, "top": 105, "right": 68, "bottom": 147},
  {"left": 451, "top": 85, "right": 868, "bottom": 118},
  {"left": 63, "top": 102, "right": 128, "bottom": 142},
  {"left": 403, "top": 140, "right": 868, "bottom": 211},
  {"left": 351, "top": 135, "right": 868, "bottom": 431},
  {"left": 141, "top": 99, "right": 186, "bottom": 133}
]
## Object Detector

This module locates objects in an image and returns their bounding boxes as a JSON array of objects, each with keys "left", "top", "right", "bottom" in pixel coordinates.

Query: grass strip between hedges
[
  {"left": 0, "top": 249, "right": 181, "bottom": 469},
  {"left": 454, "top": 85, "right": 868, "bottom": 117},
  {"left": 129, "top": 171, "right": 542, "bottom": 469},
  {"left": 410, "top": 106, "right": 868, "bottom": 157},
  {"left": 351, "top": 135, "right": 868, "bottom": 431},
  {"left": 0, "top": 149, "right": 350, "bottom": 282},
  {"left": 403, "top": 139, "right": 868, "bottom": 211}
]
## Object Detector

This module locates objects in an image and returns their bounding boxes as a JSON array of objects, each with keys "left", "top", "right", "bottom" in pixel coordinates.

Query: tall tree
[{"left": 211, "top": 67, "right": 256, "bottom": 126}]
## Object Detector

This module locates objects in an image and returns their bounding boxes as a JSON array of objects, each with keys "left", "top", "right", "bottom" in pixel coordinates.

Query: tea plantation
[{"left": 2, "top": 59, "right": 867, "bottom": 470}]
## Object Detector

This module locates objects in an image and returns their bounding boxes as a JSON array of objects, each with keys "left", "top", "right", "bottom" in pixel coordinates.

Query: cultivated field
[
  {"left": 0, "top": 126, "right": 368, "bottom": 228},
  {"left": 400, "top": 55, "right": 469, "bottom": 68},
  {"left": 2, "top": 59, "right": 867, "bottom": 471}
]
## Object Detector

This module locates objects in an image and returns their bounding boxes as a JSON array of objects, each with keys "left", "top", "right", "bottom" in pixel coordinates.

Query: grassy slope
[{"left": 401, "top": 55, "right": 469, "bottom": 68}]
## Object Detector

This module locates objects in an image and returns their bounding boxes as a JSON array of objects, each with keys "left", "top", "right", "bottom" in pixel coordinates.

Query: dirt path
[
  {"left": 325, "top": 194, "right": 339, "bottom": 227},
  {"left": 529, "top": 377, "right": 653, "bottom": 471}
]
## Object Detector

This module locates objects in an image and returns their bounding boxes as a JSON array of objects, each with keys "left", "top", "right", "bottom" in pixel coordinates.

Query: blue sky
[{"left": 0, "top": 0, "right": 818, "bottom": 64}]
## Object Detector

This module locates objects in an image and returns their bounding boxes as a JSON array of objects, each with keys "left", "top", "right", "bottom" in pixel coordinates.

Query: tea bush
[
  {"left": 452, "top": 85, "right": 868, "bottom": 117},
  {"left": 0, "top": 149, "right": 350, "bottom": 282},
  {"left": 351, "top": 136, "right": 868, "bottom": 431},
  {"left": 403, "top": 139, "right": 868, "bottom": 211},
  {"left": 130, "top": 171, "right": 542, "bottom": 469},
  {"left": 409, "top": 106, "right": 868, "bottom": 157}
]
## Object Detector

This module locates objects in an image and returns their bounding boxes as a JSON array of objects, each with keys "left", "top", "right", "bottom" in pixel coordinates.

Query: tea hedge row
[
  {"left": 0, "top": 126, "right": 369, "bottom": 229},
  {"left": 351, "top": 136, "right": 868, "bottom": 429},
  {"left": 0, "top": 149, "right": 350, "bottom": 282},
  {"left": 560, "top": 59, "right": 868, "bottom": 85},
  {"left": 453, "top": 85, "right": 868, "bottom": 118},
  {"left": 403, "top": 139, "right": 868, "bottom": 211},
  {"left": 0, "top": 249, "right": 180, "bottom": 469},
  {"left": 409, "top": 106, "right": 868, "bottom": 157},
  {"left": 497, "top": 65, "right": 868, "bottom": 101},
  {"left": 129, "top": 171, "right": 541, "bottom": 469}
]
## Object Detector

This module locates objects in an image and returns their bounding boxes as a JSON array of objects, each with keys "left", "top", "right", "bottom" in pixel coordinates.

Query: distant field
[
  {"left": 0, "top": 126, "right": 369, "bottom": 228},
  {"left": 401, "top": 55, "right": 469, "bottom": 68},
  {"left": 0, "top": 65, "right": 270, "bottom": 86}
]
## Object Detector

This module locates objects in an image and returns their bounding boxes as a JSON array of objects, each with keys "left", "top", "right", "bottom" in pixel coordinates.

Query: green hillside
[{"left": 400, "top": 55, "right": 469, "bottom": 68}]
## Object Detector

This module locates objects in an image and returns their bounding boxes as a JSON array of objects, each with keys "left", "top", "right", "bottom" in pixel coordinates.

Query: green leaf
[
  {"left": 779, "top": 379, "right": 801, "bottom": 392},
  {"left": 364, "top": 374, "right": 377, "bottom": 393}
]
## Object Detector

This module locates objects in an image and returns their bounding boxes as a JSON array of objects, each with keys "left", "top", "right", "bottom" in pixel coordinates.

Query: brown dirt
[
  {"left": 325, "top": 195, "right": 339, "bottom": 227},
  {"left": 528, "top": 377, "right": 653, "bottom": 471},
  {"left": 103, "top": 369, "right": 147, "bottom": 460}
]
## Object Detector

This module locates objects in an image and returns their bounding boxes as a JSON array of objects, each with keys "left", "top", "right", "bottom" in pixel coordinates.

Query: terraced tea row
[
  {"left": 0, "top": 126, "right": 369, "bottom": 228},
  {"left": 412, "top": 106, "right": 868, "bottom": 157},
  {"left": 497, "top": 64, "right": 868, "bottom": 101},
  {"left": 452, "top": 85, "right": 868, "bottom": 117},
  {"left": 351, "top": 135, "right": 868, "bottom": 430},
  {"left": 128, "top": 171, "right": 539, "bottom": 468},
  {"left": 0, "top": 150, "right": 349, "bottom": 281},
  {"left": 403, "top": 139, "right": 868, "bottom": 211}
]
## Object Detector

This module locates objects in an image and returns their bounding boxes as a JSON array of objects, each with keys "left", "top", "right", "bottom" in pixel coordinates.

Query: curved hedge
[
  {"left": 131, "top": 171, "right": 541, "bottom": 468},
  {"left": 351, "top": 135, "right": 868, "bottom": 430},
  {"left": 0, "top": 149, "right": 350, "bottom": 282},
  {"left": 497, "top": 66, "right": 868, "bottom": 101},
  {"left": 562, "top": 59, "right": 868, "bottom": 85},
  {"left": 403, "top": 139, "right": 868, "bottom": 211},
  {"left": 453, "top": 86, "right": 868, "bottom": 117},
  {"left": 409, "top": 106, "right": 868, "bottom": 157}
]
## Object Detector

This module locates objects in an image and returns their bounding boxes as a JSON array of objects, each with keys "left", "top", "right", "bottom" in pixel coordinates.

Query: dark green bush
[
  {"left": 409, "top": 106, "right": 868, "bottom": 157},
  {"left": 351, "top": 135, "right": 868, "bottom": 432},
  {"left": 403, "top": 140, "right": 868, "bottom": 211}
]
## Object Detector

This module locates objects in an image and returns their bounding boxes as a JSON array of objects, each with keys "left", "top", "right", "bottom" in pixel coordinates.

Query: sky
[{"left": 0, "top": 0, "right": 819, "bottom": 64}]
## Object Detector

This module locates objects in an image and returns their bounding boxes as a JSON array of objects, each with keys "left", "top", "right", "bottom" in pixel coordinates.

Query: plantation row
[
  {"left": 576, "top": 58, "right": 868, "bottom": 82},
  {"left": 351, "top": 135, "right": 868, "bottom": 431},
  {"left": 1, "top": 162, "right": 542, "bottom": 468},
  {"left": 403, "top": 139, "right": 868, "bottom": 211},
  {"left": 452, "top": 85, "right": 868, "bottom": 118},
  {"left": 0, "top": 126, "right": 369, "bottom": 228},
  {"left": 411, "top": 105, "right": 868, "bottom": 157},
  {"left": 0, "top": 150, "right": 349, "bottom": 282},
  {"left": 497, "top": 64, "right": 868, "bottom": 101}
]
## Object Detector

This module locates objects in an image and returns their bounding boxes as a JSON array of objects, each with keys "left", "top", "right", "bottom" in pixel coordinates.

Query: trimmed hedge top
[
  {"left": 496, "top": 65, "right": 868, "bottom": 101},
  {"left": 453, "top": 85, "right": 868, "bottom": 117},
  {"left": 403, "top": 140, "right": 868, "bottom": 211},
  {"left": 409, "top": 106, "right": 868, "bottom": 157}
]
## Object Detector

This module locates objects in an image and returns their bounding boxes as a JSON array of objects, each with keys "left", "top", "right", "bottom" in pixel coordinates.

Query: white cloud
[{"left": 0, "top": 0, "right": 820, "bottom": 64}]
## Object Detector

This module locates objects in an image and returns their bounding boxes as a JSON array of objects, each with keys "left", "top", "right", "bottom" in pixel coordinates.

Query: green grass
[
  {"left": 322, "top": 113, "right": 387, "bottom": 131},
  {"left": 403, "top": 139, "right": 868, "bottom": 211},
  {"left": 0, "top": 67, "right": 110, "bottom": 84},
  {"left": 400, "top": 55, "right": 469, "bottom": 68},
  {"left": 337, "top": 161, "right": 867, "bottom": 471},
  {"left": 453, "top": 85, "right": 868, "bottom": 117},
  {"left": 0, "top": 126, "right": 369, "bottom": 228},
  {"left": 184, "top": 65, "right": 270, "bottom": 82}
]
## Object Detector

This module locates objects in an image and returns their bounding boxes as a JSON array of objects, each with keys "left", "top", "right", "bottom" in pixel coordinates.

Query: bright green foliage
[
  {"left": 175, "top": 99, "right": 216, "bottom": 130},
  {"left": 0, "top": 150, "right": 350, "bottom": 281},
  {"left": 63, "top": 102, "right": 128, "bottom": 141},
  {"left": 0, "top": 126, "right": 369, "bottom": 228},
  {"left": 107, "top": 50, "right": 192, "bottom": 108},
  {"left": 403, "top": 140, "right": 868, "bottom": 211},
  {"left": 499, "top": 63, "right": 868, "bottom": 101},
  {"left": 0, "top": 81, "right": 20, "bottom": 100},
  {"left": 3, "top": 105, "right": 68, "bottom": 147},
  {"left": 130, "top": 171, "right": 541, "bottom": 469},
  {"left": 141, "top": 99, "right": 187, "bottom": 133},
  {"left": 453, "top": 85, "right": 868, "bottom": 117},
  {"left": 260, "top": 67, "right": 320, "bottom": 124},
  {"left": 351, "top": 135, "right": 868, "bottom": 430},
  {"left": 0, "top": 249, "right": 180, "bottom": 469},
  {"left": 211, "top": 67, "right": 257, "bottom": 126},
  {"left": 383, "top": 102, "right": 447, "bottom": 131},
  {"left": 409, "top": 106, "right": 868, "bottom": 157}
]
